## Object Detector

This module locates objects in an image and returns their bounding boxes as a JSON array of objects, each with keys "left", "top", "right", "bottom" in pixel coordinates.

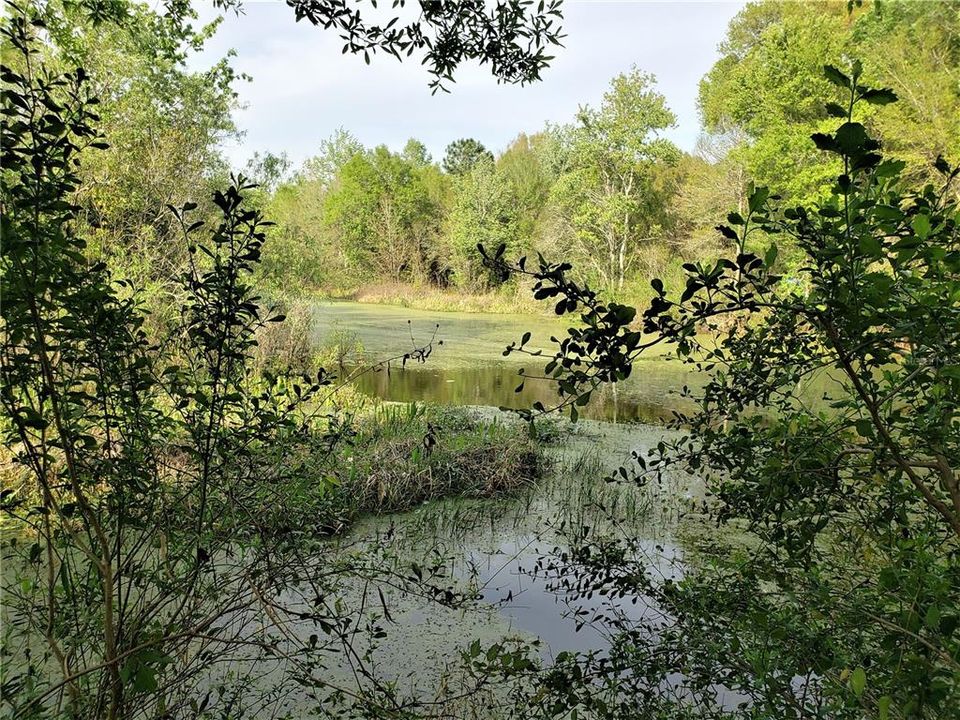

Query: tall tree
[
  {"left": 402, "top": 138, "right": 433, "bottom": 167},
  {"left": 699, "top": 0, "right": 960, "bottom": 201},
  {"left": 322, "top": 145, "right": 444, "bottom": 280},
  {"left": 245, "top": 151, "right": 292, "bottom": 193},
  {"left": 670, "top": 125, "right": 750, "bottom": 256},
  {"left": 549, "top": 68, "right": 680, "bottom": 294},
  {"left": 496, "top": 133, "right": 555, "bottom": 242},
  {"left": 485, "top": 66, "right": 960, "bottom": 718},
  {"left": 446, "top": 158, "right": 521, "bottom": 288},
  {"left": 300, "top": 128, "right": 364, "bottom": 187},
  {"left": 443, "top": 138, "right": 494, "bottom": 175},
  {"left": 12, "top": 0, "right": 241, "bottom": 327}
]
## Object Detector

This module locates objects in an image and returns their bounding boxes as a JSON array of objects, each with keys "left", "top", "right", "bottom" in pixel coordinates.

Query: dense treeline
[
  {"left": 255, "top": 73, "right": 692, "bottom": 301},
  {"left": 249, "top": 0, "right": 960, "bottom": 305},
  {"left": 3, "top": 0, "right": 959, "bottom": 718},
  {"left": 0, "top": 0, "right": 241, "bottom": 332},
  {"left": 11, "top": 1, "right": 955, "bottom": 310}
]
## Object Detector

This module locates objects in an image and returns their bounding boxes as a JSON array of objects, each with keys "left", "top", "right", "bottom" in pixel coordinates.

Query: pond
[
  {"left": 301, "top": 303, "right": 715, "bottom": 709},
  {"left": 307, "top": 418, "right": 699, "bottom": 708},
  {"left": 4, "top": 302, "right": 713, "bottom": 716},
  {"left": 311, "top": 301, "right": 701, "bottom": 423}
]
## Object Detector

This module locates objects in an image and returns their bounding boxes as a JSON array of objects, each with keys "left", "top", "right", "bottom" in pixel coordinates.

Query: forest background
[{"left": 39, "top": 0, "right": 959, "bottom": 316}]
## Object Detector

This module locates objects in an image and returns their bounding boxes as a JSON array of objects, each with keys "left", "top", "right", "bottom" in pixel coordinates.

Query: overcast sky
[{"left": 189, "top": 1, "right": 745, "bottom": 170}]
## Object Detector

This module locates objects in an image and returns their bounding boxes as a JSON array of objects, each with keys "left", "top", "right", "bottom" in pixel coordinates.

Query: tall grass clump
[{"left": 308, "top": 405, "right": 545, "bottom": 534}]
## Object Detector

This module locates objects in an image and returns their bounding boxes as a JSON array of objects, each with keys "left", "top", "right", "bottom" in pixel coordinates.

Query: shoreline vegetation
[
  {"left": 3, "top": 0, "right": 959, "bottom": 718},
  {"left": 328, "top": 282, "right": 543, "bottom": 316},
  {"left": 265, "top": 403, "right": 549, "bottom": 538}
]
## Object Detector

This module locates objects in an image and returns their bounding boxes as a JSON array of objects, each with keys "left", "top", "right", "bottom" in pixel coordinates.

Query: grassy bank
[
  {"left": 252, "top": 404, "right": 547, "bottom": 537},
  {"left": 345, "top": 282, "right": 541, "bottom": 315}
]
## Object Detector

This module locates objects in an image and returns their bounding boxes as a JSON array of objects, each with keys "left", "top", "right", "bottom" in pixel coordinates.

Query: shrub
[{"left": 484, "top": 62, "right": 960, "bottom": 719}]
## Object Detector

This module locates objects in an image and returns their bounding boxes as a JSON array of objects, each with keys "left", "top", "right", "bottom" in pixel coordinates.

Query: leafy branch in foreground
[
  {"left": 485, "top": 61, "right": 960, "bottom": 718},
  {"left": 0, "top": 9, "right": 499, "bottom": 718},
  {"left": 285, "top": 0, "right": 565, "bottom": 93}
]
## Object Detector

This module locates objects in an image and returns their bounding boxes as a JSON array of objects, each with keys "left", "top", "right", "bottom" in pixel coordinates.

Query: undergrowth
[{"left": 252, "top": 404, "right": 546, "bottom": 536}]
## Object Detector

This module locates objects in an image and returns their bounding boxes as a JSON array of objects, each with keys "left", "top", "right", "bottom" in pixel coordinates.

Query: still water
[
  {"left": 312, "top": 301, "right": 700, "bottom": 423},
  {"left": 321, "top": 419, "right": 694, "bottom": 685},
  {"left": 302, "top": 303, "right": 704, "bottom": 705}
]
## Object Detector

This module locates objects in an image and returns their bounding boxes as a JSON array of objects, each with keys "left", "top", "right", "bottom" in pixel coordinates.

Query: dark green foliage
[
  {"left": 442, "top": 137, "right": 494, "bottom": 175},
  {"left": 489, "top": 63, "right": 960, "bottom": 718},
  {"left": 287, "top": 0, "right": 565, "bottom": 93},
  {"left": 0, "top": 10, "right": 553, "bottom": 716},
  {"left": 0, "top": 12, "right": 449, "bottom": 717}
]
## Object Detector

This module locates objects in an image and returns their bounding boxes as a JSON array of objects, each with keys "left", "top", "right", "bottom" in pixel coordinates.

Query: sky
[{"left": 189, "top": 0, "right": 746, "bottom": 171}]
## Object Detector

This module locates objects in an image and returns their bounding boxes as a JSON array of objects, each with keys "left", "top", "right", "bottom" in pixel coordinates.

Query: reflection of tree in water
[{"left": 349, "top": 363, "right": 693, "bottom": 423}]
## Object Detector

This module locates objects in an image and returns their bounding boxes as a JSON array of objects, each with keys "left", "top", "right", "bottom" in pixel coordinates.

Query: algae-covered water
[
  {"left": 312, "top": 301, "right": 701, "bottom": 423},
  {"left": 300, "top": 303, "right": 713, "bottom": 709},
  {"left": 5, "top": 303, "right": 711, "bottom": 717},
  {"left": 301, "top": 417, "right": 698, "bottom": 712}
]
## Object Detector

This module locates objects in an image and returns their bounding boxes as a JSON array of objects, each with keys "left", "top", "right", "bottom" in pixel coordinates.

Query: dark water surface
[
  {"left": 310, "top": 301, "right": 700, "bottom": 422},
  {"left": 348, "top": 361, "right": 698, "bottom": 423}
]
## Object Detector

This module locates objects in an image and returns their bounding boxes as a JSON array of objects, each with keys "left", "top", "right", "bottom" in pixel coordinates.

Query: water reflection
[
  {"left": 466, "top": 535, "right": 683, "bottom": 658},
  {"left": 348, "top": 362, "right": 698, "bottom": 424}
]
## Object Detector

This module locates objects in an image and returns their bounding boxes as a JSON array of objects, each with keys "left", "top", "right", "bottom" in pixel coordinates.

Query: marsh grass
[
  {"left": 349, "top": 282, "right": 539, "bottom": 315},
  {"left": 275, "top": 404, "right": 546, "bottom": 536},
  {"left": 349, "top": 405, "right": 542, "bottom": 507}
]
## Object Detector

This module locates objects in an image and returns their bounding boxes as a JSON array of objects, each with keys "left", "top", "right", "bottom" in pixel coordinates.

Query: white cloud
[{"left": 188, "top": 0, "right": 745, "bottom": 169}]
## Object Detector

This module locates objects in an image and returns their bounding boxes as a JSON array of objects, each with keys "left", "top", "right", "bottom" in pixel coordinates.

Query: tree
[
  {"left": 548, "top": 68, "right": 680, "bottom": 294},
  {"left": 321, "top": 145, "right": 445, "bottom": 280},
  {"left": 496, "top": 132, "right": 555, "bottom": 242},
  {"left": 669, "top": 124, "right": 750, "bottom": 256},
  {"left": 699, "top": 0, "right": 960, "bottom": 202},
  {"left": 0, "top": 14, "right": 459, "bottom": 717},
  {"left": 402, "top": 137, "right": 432, "bottom": 166},
  {"left": 29, "top": 0, "right": 567, "bottom": 93},
  {"left": 11, "top": 0, "right": 241, "bottom": 320},
  {"left": 245, "top": 150, "right": 292, "bottom": 193},
  {"left": 443, "top": 137, "right": 494, "bottom": 175},
  {"left": 853, "top": 0, "right": 960, "bottom": 191},
  {"left": 446, "top": 158, "right": 521, "bottom": 288},
  {"left": 300, "top": 127, "right": 364, "bottom": 187},
  {"left": 1, "top": 18, "right": 337, "bottom": 712},
  {"left": 485, "top": 62, "right": 960, "bottom": 719}
]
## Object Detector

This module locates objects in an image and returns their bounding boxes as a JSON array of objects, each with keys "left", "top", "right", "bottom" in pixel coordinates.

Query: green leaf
[
  {"left": 941, "top": 365, "right": 960, "bottom": 380},
  {"left": 834, "top": 122, "right": 868, "bottom": 155},
  {"left": 859, "top": 88, "right": 897, "bottom": 105},
  {"left": 872, "top": 205, "right": 903, "bottom": 221},
  {"left": 850, "top": 667, "right": 866, "bottom": 697},
  {"left": 911, "top": 214, "right": 931, "bottom": 239},
  {"left": 716, "top": 225, "right": 739, "bottom": 242},
  {"left": 858, "top": 235, "right": 882, "bottom": 257},
  {"left": 874, "top": 159, "right": 906, "bottom": 178},
  {"left": 133, "top": 666, "right": 158, "bottom": 693},
  {"left": 748, "top": 186, "right": 769, "bottom": 213},
  {"left": 811, "top": 133, "right": 838, "bottom": 153},
  {"left": 764, "top": 244, "right": 778, "bottom": 267},
  {"left": 824, "top": 102, "right": 847, "bottom": 118},
  {"left": 823, "top": 64, "right": 850, "bottom": 88}
]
